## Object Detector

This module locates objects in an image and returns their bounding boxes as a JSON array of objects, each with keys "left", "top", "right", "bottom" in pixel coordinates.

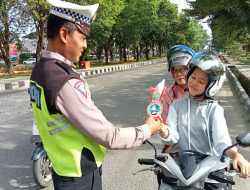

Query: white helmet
[{"left": 187, "top": 50, "right": 226, "bottom": 97}]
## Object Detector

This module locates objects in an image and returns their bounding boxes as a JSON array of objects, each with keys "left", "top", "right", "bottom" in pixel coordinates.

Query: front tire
[
  {"left": 227, "top": 176, "right": 233, "bottom": 190},
  {"left": 32, "top": 154, "right": 52, "bottom": 188}
]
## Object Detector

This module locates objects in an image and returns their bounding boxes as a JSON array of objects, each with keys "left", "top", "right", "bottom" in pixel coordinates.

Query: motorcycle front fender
[
  {"left": 160, "top": 182, "right": 200, "bottom": 190},
  {"left": 31, "top": 145, "right": 47, "bottom": 161}
]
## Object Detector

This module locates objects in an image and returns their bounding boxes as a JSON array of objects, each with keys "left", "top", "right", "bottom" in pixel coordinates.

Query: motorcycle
[
  {"left": 30, "top": 121, "right": 52, "bottom": 188},
  {"left": 133, "top": 132, "right": 250, "bottom": 190}
]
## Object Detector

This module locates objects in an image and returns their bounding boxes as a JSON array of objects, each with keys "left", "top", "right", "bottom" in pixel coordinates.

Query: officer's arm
[{"left": 56, "top": 78, "right": 151, "bottom": 149}]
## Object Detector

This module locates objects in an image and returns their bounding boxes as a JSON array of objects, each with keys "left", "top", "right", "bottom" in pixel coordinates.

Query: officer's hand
[{"left": 145, "top": 116, "right": 161, "bottom": 135}]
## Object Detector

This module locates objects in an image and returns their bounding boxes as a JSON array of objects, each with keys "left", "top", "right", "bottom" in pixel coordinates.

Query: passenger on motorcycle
[
  {"left": 161, "top": 45, "right": 195, "bottom": 153},
  {"left": 162, "top": 44, "right": 196, "bottom": 122},
  {"left": 160, "top": 50, "right": 250, "bottom": 189}
]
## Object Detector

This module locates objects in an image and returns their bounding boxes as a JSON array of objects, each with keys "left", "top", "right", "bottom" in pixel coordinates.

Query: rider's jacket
[
  {"left": 29, "top": 57, "right": 106, "bottom": 177},
  {"left": 161, "top": 94, "right": 235, "bottom": 156}
]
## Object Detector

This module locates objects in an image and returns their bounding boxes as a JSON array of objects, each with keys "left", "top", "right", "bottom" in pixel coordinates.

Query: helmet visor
[{"left": 170, "top": 55, "right": 192, "bottom": 69}]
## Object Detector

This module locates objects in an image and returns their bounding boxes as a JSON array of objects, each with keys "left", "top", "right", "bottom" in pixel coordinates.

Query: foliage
[
  {"left": 225, "top": 41, "right": 249, "bottom": 63},
  {"left": 26, "top": 0, "right": 50, "bottom": 62},
  {"left": 19, "top": 52, "right": 32, "bottom": 63},
  {"left": 187, "top": 0, "right": 250, "bottom": 62},
  {"left": 1, "top": 0, "right": 210, "bottom": 72},
  {"left": 0, "top": 0, "right": 25, "bottom": 73},
  {"left": 86, "top": 0, "right": 125, "bottom": 64},
  {"left": 81, "top": 48, "right": 90, "bottom": 61}
]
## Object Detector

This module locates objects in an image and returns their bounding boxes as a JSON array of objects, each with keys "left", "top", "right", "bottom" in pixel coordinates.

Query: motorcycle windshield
[{"left": 176, "top": 150, "right": 209, "bottom": 180}]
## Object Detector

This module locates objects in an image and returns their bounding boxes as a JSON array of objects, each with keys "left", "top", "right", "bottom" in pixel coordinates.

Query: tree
[
  {"left": 155, "top": 0, "right": 179, "bottom": 57},
  {"left": 0, "top": 0, "right": 35, "bottom": 73},
  {"left": 84, "top": 0, "right": 125, "bottom": 64},
  {"left": 187, "top": 0, "right": 250, "bottom": 61},
  {"left": 0, "top": 0, "right": 20, "bottom": 73},
  {"left": 176, "top": 14, "right": 206, "bottom": 51},
  {"left": 26, "top": 0, "right": 49, "bottom": 63}
]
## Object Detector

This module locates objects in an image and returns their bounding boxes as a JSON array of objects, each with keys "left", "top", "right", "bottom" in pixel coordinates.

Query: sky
[{"left": 169, "top": 0, "right": 212, "bottom": 37}]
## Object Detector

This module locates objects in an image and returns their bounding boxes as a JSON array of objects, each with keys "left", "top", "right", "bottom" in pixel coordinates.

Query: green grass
[
  {"left": 0, "top": 57, "right": 161, "bottom": 80},
  {"left": 0, "top": 71, "right": 31, "bottom": 79}
]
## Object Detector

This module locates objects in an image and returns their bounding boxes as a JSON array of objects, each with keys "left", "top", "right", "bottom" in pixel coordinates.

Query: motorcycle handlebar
[
  {"left": 138, "top": 158, "right": 154, "bottom": 165},
  {"left": 208, "top": 173, "right": 235, "bottom": 185},
  {"left": 230, "top": 163, "right": 235, "bottom": 171}
]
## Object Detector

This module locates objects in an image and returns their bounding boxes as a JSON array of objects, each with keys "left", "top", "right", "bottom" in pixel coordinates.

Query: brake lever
[
  {"left": 225, "top": 171, "right": 250, "bottom": 177},
  {"left": 133, "top": 167, "right": 161, "bottom": 175}
]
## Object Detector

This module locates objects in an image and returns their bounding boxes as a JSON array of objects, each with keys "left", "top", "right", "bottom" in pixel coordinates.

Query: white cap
[{"left": 47, "top": 0, "right": 99, "bottom": 36}]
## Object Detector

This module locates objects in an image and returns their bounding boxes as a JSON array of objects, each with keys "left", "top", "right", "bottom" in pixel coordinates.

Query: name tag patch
[{"left": 29, "top": 82, "right": 42, "bottom": 109}]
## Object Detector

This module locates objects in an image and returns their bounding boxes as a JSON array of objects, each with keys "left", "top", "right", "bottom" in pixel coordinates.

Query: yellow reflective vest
[{"left": 29, "top": 59, "right": 106, "bottom": 177}]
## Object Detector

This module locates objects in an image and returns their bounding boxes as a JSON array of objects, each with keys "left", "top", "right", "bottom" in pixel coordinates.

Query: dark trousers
[{"left": 52, "top": 167, "right": 102, "bottom": 190}]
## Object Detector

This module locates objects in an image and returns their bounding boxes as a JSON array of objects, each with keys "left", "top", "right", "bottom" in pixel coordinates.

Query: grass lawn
[{"left": 0, "top": 57, "right": 160, "bottom": 80}]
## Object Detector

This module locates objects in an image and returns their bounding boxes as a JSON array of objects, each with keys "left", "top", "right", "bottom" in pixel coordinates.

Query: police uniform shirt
[{"left": 41, "top": 51, "right": 151, "bottom": 149}]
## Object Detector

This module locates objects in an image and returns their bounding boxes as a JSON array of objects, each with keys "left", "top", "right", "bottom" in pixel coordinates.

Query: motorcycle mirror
[
  {"left": 221, "top": 131, "right": 250, "bottom": 162},
  {"left": 236, "top": 132, "right": 250, "bottom": 147}
]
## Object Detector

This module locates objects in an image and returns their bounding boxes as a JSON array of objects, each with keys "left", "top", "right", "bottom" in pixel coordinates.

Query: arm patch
[{"left": 74, "top": 80, "right": 88, "bottom": 98}]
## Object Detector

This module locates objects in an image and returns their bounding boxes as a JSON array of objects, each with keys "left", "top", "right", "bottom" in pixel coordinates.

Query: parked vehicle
[
  {"left": 23, "top": 58, "right": 36, "bottom": 64},
  {"left": 134, "top": 132, "right": 250, "bottom": 190},
  {"left": 0, "top": 59, "right": 5, "bottom": 66},
  {"left": 0, "top": 59, "right": 17, "bottom": 66},
  {"left": 30, "top": 121, "right": 52, "bottom": 188}
]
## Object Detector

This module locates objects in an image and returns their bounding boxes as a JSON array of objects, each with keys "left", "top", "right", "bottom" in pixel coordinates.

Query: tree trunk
[
  {"left": 109, "top": 45, "right": 113, "bottom": 62},
  {"left": 96, "top": 46, "right": 103, "bottom": 62},
  {"left": 104, "top": 47, "right": 109, "bottom": 64},
  {"left": 36, "top": 19, "right": 45, "bottom": 64},
  {"left": 136, "top": 46, "right": 139, "bottom": 62},
  {"left": 123, "top": 43, "right": 127, "bottom": 62},
  {"left": 158, "top": 42, "right": 162, "bottom": 58},
  {"left": 119, "top": 44, "right": 123, "bottom": 62},
  {"left": 145, "top": 44, "right": 149, "bottom": 60},
  {"left": 103, "top": 35, "right": 113, "bottom": 64},
  {"left": 1, "top": 2, "right": 12, "bottom": 74}
]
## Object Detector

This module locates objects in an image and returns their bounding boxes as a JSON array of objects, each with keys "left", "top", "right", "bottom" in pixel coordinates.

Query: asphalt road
[{"left": 0, "top": 62, "right": 249, "bottom": 190}]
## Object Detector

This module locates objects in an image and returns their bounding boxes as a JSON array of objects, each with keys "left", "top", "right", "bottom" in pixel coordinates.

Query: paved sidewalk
[
  {"left": 223, "top": 54, "right": 250, "bottom": 113},
  {"left": 0, "top": 58, "right": 165, "bottom": 92},
  {"left": 218, "top": 71, "right": 250, "bottom": 190},
  {"left": 226, "top": 66, "right": 250, "bottom": 113}
]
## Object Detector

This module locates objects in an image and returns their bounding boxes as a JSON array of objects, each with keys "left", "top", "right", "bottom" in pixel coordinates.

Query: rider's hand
[
  {"left": 159, "top": 123, "right": 170, "bottom": 139},
  {"left": 232, "top": 152, "right": 250, "bottom": 178},
  {"left": 145, "top": 116, "right": 161, "bottom": 135}
]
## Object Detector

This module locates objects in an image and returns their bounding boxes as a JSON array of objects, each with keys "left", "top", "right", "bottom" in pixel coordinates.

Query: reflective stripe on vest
[
  {"left": 48, "top": 117, "right": 67, "bottom": 127},
  {"left": 49, "top": 123, "right": 71, "bottom": 135},
  {"left": 48, "top": 117, "right": 71, "bottom": 135}
]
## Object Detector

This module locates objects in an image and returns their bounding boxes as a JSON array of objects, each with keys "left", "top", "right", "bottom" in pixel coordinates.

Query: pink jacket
[{"left": 161, "top": 84, "right": 188, "bottom": 123}]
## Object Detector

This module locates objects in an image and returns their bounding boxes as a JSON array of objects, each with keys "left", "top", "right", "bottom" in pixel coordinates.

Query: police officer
[{"left": 29, "top": 0, "right": 161, "bottom": 190}]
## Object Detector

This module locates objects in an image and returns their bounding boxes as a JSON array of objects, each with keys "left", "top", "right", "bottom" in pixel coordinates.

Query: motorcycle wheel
[
  {"left": 33, "top": 154, "right": 52, "bottom": 188},
  {"left": 227, "top": 176, "right": 233, "bottom": 190}
]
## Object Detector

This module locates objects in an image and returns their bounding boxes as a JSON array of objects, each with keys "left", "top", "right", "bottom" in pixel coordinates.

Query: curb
[
  {"left": 226, "top": 66, "right": 250, "bottom": 113},
  {"left": 0, "top": 58, "right": 166, "bottom": 92}
]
